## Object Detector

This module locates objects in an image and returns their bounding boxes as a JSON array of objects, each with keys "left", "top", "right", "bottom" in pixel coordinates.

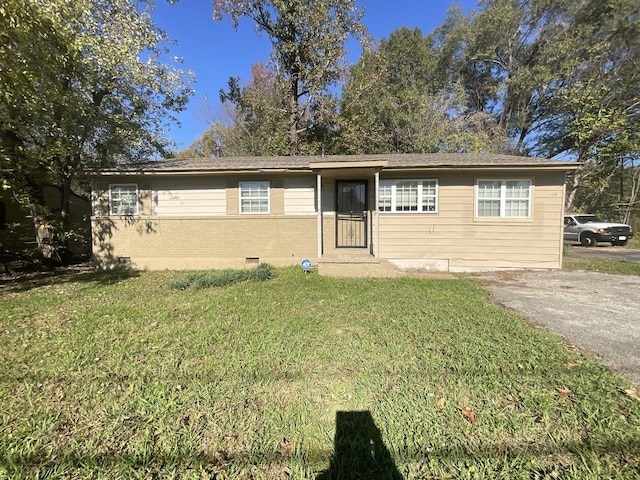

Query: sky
[{"left": 150, "top": 0, "right": 479, "bottom": 150}]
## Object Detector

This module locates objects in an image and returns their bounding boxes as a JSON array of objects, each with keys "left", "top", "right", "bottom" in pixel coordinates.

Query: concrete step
[{"left": 318, "top": 257, "right": 403, "bottom": 278}]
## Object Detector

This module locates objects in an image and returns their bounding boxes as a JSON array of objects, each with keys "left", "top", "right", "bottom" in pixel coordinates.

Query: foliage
[
  {"left": 338, "top": 27, "right": 513, "bottom": 154},
  {"left": 1, "top": 267, "right": 638, "bottom": 478},
  {"left": 554, "top": 0, "right": 640, "bottom": 212},
  {"left": 429, "top": 0, "right": 640, "bottom": 213},
  {"left": 430, "top": 0, "right": 576, "bottom": 154},
  {"left": 169, "top": 263, "right": 276, "bottom": 289},
  {"left": 211, "top": 0, "right": 365, "bottom": 154},
  {"left": 216, "top": 63, "right": 291, "bottom": 156},
  {"left": 0, "top": 0, "right": 193, "bottom": 258}
]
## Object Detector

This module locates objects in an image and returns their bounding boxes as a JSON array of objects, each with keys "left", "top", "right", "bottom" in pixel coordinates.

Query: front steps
[{"left": 317, "top": 253, "right": 404, "bottom": 278}]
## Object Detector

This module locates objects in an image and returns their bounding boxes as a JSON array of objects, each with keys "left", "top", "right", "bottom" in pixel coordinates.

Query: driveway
[{"left": 476, "top": 270, "right": 640, "bottom": 384}]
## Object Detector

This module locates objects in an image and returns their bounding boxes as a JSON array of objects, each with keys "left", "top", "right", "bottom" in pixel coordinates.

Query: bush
[{"left": 170, "top": 263, "right": 276, "bottom": 290}]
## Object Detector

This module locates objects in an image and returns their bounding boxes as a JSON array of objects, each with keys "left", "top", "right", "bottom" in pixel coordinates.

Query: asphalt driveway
[{"left": 476, "top": 270, "right": 640, "bottom": 384}]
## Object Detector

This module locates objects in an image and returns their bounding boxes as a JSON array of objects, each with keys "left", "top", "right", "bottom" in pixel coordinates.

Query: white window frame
[
  {"left": 239, "top": 181, "right": 270, "bottom": 214},
  {"left": 378, "top": 179, "right": 438, "bottom": 213},
  {"left": 476, "top": 179, "right": 531, "bottom": 218},
  {"left": 109, "top": 184, "right": 138, "bottom": 216}
]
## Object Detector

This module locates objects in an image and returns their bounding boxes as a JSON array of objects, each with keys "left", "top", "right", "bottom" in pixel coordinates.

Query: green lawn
[
  {"left": 1, "top": 267, "right": 639, "bottom": 479},
  {"left": 563, "top": 248, "right": 640, "bottom": 276}
]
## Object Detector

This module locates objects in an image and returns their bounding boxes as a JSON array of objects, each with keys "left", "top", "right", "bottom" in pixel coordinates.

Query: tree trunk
[
  {"left": 565, "top": 166, "right": 583, "bottom": 212},
  {"left": 288, "top": 90, "right": 299, "bottom": 155},
  {"left": 622, "top": 163, "right": 639, "bottom": 225},
  {"left": 27, "top": 195, "right": 55, "bottom": 260},
  {"left": 59, "top": 178, "right": 72, "bottom": 243}
]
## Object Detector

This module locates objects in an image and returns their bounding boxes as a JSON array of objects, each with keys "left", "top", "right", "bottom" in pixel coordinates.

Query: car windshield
[{"left": 574, "top": 215, "right": 602, "bottom": 224}]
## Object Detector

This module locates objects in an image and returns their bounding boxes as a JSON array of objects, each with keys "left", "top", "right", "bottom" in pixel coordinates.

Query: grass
[
  {"left": 1, "top": 267, "right": 639, "bottom": 479},
  {"left": 563, "top": 246, "right": 640, "bottom": 276}
]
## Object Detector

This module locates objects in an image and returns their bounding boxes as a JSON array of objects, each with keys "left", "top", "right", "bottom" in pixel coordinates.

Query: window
[
  {"left": 239, "top": 181, "right": 269, "bottom": 214},
  {"left": 109, "top": 184, "right": 138, "bottom": 215},
  {"left": 378, "top": 180, "right": 438, "bottom": 213},
  {"left": 477, "top": 180, "right": 531, "bottom": 218}
]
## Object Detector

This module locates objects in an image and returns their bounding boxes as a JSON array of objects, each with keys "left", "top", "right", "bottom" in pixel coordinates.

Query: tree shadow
[
  {"left": 91, "top": 215, "right": 157, "bottom": 271},
  {"left": 0, "top": 262, "right": 140, "bottom": 295},
  {"left": 317, "top": 410, "right": 403, "bottom": 480}
]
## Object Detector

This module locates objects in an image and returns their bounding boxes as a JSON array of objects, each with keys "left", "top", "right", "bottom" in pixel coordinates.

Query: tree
[
  {"left": 539, "top": 0, "right": 640, "bottom": 212},
  {"left": 0, "top": 0, "right": 193, "bottom": 259},
  {"left": 338, "top": 27, "right": 512, "bottom": 154},
  {"left": 430, "top": 0, "right": 575, "bottom": 155},
  {"left": 212, "top": 0, "right": 364, "bottom": 155},
  {"left": 430, "top": 0, "right": 640, "bottom": 215},
  {"left": 179, "top": 63, "right": 291, "bottom": 157},
  {"left": 218, "top": 63, "right": 291, "bottom": 156}
]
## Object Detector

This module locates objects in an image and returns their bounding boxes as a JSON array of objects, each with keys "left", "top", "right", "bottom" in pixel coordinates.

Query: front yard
[{"left": 1, "top": 267, "right": 638, "bottom": 479}]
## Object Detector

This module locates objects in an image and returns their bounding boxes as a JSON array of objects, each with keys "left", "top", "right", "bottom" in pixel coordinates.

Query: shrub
[{"left": 170, "top": 263, "right": 276, "bottom": 290}]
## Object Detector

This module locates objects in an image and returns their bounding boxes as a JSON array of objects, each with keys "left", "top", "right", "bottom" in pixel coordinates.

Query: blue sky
[{"left": 150, "top": 0, "right": 478, "bottom": 150}]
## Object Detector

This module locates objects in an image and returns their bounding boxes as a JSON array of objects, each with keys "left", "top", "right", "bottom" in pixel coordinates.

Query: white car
[{"left": 564, "top": 214, "right": 633, "bottom": 247}]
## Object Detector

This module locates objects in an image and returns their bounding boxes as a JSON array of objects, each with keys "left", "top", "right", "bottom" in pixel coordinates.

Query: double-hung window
[
  {"left": 239, "top": 181, "right": 269, "bottom": 214},
  {"left": 109, "top": 184, "right": 138, "bottom": 215},
  {"left": 477, "top": 180, "right": 531, "bottom": 218},
  {"left": 378, "top": 180, "right": 438, "bottom": 213}
]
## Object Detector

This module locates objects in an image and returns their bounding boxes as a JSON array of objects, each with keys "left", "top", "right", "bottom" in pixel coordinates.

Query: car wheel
[
  {"left": 612, "top": 239, "right": 628, "bottom": 247},
  {"left": 580, "top": 233, "right": 597, "bottom": 247}
]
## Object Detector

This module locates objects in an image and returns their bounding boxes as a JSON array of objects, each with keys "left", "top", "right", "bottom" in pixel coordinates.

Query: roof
[{"left": 95, "top": 153, "right": 578, "bottom": 174}]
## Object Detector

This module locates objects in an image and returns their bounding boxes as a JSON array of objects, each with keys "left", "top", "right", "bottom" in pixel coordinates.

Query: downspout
[
  {"left": 559, "top": 176, "right": 567, "bottom": 269},
  {"left": 317, "top": 172, "right": 323, "bottom": 259}
]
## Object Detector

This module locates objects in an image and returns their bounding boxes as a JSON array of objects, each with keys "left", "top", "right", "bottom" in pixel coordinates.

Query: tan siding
[
  {"left": 139, "top": 182, "right": 153, "bottom": 215},
  {"left": 271, "top": 179, "right": 284, "bottom": 214},
  {"left": 321, "top": 178, "right": 335, "bottom": 213},
  {"left": 377, "top": 171, "right": 565, "bottom": 270},
  {"left": 152, "top": 178, "right": 226, "bottom": 216},
  {"left": 226, "top": 182, "right": 238, "bottom": 215},
  {"left": 92, "top": 180, "right": 109, "bottom": 216},
  {"left": 284, "top": 177, "right": 316, "bottom": 214}
]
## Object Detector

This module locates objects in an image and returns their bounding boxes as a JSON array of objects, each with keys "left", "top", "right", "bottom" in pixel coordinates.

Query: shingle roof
[{"left": 99, "top": 153, "right": 577, "bottom": 173}]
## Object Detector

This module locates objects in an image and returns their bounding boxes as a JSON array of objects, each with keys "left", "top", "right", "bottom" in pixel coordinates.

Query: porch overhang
[
  {"left": 310, "top": 161, "right": 388, "bottom": 180},
  {"left": 309, "top": 160, "right": 388, "bottom": 170}
]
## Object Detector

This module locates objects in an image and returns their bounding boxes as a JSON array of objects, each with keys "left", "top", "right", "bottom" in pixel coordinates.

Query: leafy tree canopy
[
  {"left": 211, "top": 0, "right": 365, "bottom": 154},
  {"left": 0, "top": 0, "right": 194, "bottom": 257}
]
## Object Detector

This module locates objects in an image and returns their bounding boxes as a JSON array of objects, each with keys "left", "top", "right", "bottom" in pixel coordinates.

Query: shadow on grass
[
  {"left": 0, "top": 263, "right": 140, "bottom": 295},
  {"left": 2, "top": 434, "right": 640, "bottom": 478},
  {"left": 317, "top": 410, "right": 403, "bottom": 480}
]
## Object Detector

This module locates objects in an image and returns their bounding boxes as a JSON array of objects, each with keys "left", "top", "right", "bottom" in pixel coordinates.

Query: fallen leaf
[
  {"left": 458, "top": 406, "right": 477, "bottom": 425},
  {"left": 565, "top": 361, "right": 581, "bottom": 370},
  {"left": 625, "top": 386, "right": 640, "bottom": 402},
  {"left": 557, "top": 387, "right": 573, "bottom": 399},
  {"left": 538, "top": 414, "right": 550, "bottom": 423},
  {"left": 436, "top": 397, "right": 446, "bottom": 407}
]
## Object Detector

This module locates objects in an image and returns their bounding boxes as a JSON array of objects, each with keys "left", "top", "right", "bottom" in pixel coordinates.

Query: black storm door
[{"left": 336, "top": 181, "right": 368, "bottom": 248}]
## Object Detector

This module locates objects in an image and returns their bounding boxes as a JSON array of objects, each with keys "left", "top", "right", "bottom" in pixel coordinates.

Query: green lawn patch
[
  {"left": 563, "top": 249, "right": 640, "bottom": 276},
  {"left": 1, "top": 267, "right": 638, "bottom": 479}
]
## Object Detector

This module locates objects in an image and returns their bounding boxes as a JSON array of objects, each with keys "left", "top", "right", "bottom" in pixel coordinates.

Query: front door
[{"left": 336, "top": 180, "right": 368, "bottom": 248}]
